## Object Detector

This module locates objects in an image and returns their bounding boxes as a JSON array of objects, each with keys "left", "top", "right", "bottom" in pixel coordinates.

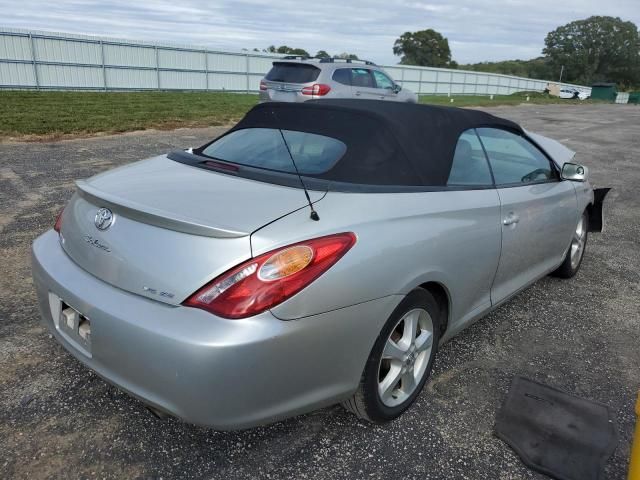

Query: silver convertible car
[{"left": 32, "top": 100, "right": 608, "bottom": 429}]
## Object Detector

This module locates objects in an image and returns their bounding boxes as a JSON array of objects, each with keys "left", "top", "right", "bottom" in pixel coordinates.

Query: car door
[
  {"left": 442, "top": 129, "right": 502, "bottom": 332},
  {"left": 351, "top": 68, "right": 385, "bottom": 100},
  {"left": 371, "top": 70, "right": 397, "bottom": 100},
  {"left": 476, "top": 128, "right": 578, "bottom": 305}
]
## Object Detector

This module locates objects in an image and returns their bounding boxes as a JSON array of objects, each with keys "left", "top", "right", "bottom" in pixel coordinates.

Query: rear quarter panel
[{"left": 253, "top": 189, "right": 502, "bottom": 332}]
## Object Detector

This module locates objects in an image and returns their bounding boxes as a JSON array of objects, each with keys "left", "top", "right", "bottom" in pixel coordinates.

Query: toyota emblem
[{"left": 94, "top": 207, "right": 114, "bottom": 230}]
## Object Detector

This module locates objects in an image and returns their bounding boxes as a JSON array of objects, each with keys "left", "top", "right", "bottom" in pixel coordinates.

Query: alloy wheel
[
  {"left": 570, "top": 215, "right": 587, "bottom": 269},
  {"left": 377, "top": 308, "right": 434, "bottom": 407}
]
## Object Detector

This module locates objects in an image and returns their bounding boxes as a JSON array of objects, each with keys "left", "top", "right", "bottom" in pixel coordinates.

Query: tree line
[
  {"left": 249, "top": 45, "right": 360, "bottom": 61},
  {"left": 391, "top": 16, "right": 640, "bottom": 88}
]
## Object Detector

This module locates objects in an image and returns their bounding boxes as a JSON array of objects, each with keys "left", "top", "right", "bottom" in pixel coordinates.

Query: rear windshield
[
  {"left": 265, "top": 63, "right": 320, "bottom": 83},
  {"left": 199, "top": 128, "right": 346, "bottom": 175},
  {"left": 187, "top": 104, "right": 424, "bottom": 189}
]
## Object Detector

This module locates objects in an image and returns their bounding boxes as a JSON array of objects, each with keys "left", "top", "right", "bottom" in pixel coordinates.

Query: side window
[
  {"left": 477, "top": 128, "right": 557, "bottom": 185},
  {"left": 351, "top": 68, "right": 374, "bottom": 88},
  {"left": 447, "top": 129, "right": 493, "bottom": 186},
  {"left": 372, "top": 70, "right": 394, "bottom": 89},
  {"left": 332, "top": 68, "right": 351, "bottom": 86}
]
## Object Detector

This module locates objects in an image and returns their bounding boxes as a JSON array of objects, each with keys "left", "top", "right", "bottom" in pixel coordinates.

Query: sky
[{"left": 1, "top": 0, "right": 639, "bottom": 65}]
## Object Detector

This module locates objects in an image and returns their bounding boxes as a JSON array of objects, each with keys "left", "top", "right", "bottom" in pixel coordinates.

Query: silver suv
[{"left": 259, "top": 57, "right": 418, "bottom": 103}]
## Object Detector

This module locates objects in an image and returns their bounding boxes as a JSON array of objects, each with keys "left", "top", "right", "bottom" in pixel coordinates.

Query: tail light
[
  {"left": 54, "top": 208, "right": 64, "bottom": 233},
  {"left": 183, "top": 232, "right": 356, "bottom": 319},
  {"left": 259, "top": 80, "right": 267, "bottom": 91},
  {"left": 301, "top": 84, "right": 331, "bottom": 96}
]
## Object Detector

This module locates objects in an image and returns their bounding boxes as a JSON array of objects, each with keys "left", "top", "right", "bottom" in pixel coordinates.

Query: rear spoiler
[
  {"left": 588, "top": 188, "right": 611, "bottom": 233},
  {"left": 75, "top": 180, "right": 249, "bottom": 238}
]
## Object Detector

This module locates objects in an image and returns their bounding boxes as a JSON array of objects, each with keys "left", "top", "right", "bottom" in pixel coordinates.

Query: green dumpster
[
  {"left": 590, "top": 83, "right": 617, "bottom": 101},
  {"left": 628, "top": 92, "right": 640, "bottom": 105}
]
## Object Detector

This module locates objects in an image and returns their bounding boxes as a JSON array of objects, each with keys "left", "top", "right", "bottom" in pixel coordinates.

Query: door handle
[
  {"left": 355, "top": 91, "right": 361, "bottom": 96},
  {"left": 503, "top": 213, "right": 520, "bottom": 226}
]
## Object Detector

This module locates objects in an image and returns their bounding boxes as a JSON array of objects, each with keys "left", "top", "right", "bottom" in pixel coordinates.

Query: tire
[
  {"left": 551, "top": 210, "right": 589, "bottom": 278},
  {"left": 342, "top": 289, "right": 441, "bottom": 423}
]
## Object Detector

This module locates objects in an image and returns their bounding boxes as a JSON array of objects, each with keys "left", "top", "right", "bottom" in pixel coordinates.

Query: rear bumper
[
  {"left": 32, "top": 230, "right": 399, "bottom": 429},
  {"left": 258, "top": 89, "right": 310, "bottom": 103}
]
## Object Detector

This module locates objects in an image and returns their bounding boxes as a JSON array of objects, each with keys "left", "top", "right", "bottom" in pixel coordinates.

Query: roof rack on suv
[
  {"left": 318, "top": 58, "right": 376, "bottom": 66},
  {"left": 279, "top": 56, "right": 377, "bottom": 66}
]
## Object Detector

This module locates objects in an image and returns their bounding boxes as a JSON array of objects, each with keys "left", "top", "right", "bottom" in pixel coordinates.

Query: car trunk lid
[{"left": 59, "top": 154, "right": 323, "bottom": 305}]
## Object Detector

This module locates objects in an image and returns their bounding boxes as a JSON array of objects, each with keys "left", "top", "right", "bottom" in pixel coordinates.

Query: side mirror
[
  {"left": 561, "top": 162, "right": 588, "bottom": 182},
  {"left": 392, "top": 83, "right": 402, "bottom": 93}
]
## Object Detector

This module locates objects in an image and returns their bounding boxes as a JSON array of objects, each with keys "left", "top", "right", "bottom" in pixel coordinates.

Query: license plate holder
[
  {"left": 49, "top": 293, "right": 92, "bottom": 356},
  {"left": 270, "top": 90, "right": 296, "bottom": 102}
]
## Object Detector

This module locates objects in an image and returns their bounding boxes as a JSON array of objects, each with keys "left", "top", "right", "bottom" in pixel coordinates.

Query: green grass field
[
  {"left": 0, "top": 90, "right": 596, "bottom": 140},
  {"left": 0, "top": 91, "right": 257, "bottom": 140}
]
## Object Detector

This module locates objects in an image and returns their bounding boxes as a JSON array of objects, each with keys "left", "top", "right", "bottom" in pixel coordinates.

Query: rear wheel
[
  {"left": 342, "top": 289, "right": 440, "bottom": 423},
  {"left": 551, "top": 210, "right": 589, "bottom": 278}
]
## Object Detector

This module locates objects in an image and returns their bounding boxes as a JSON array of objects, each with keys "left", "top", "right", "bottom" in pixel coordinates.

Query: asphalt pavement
[{"left": 0, "top": 103, "right": 638, "bottom": 479}]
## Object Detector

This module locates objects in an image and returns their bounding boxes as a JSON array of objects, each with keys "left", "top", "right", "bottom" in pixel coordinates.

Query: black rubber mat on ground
[{"left": 495, "top": 376, "right": 618, "bottom": 480}]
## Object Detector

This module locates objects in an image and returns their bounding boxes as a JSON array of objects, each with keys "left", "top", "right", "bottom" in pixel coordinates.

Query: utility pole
[{"left": 559, "top": 65, "right": 564, "bottom": 83}]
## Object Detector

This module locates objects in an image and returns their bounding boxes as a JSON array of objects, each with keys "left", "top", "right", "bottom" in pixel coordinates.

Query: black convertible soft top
[
  {"left": 175, "top": 100, "right": 525, "bottom": 191},
  {"left": 223, "top": 99, "right": 523, "bottom": 187}
]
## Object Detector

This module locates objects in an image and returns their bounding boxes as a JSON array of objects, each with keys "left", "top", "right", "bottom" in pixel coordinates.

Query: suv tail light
[
  {"left": 301, "top": 84, "right": 331, "bottom": 96},
  {"left": 183, "top": 232, "right": 356, "bottom": 319},
  {"left": 259, "top": 80, "right": 267, "bottom": 91}
]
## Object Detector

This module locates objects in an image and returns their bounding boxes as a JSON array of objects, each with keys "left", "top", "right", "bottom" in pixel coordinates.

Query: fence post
[
  {"left": 418, "top": 68, "right": 423, "bottom": 95},
  {"left": 154, "top": 46, "right": 160, "bottom": 90},
  {"left": 204, "top": 49, "right": 209, "bottom": 91},
  {"left": 245, "top": 53, "right": 250, "bottom": 93},
  {"left": 100, "top": 40, "right": 107, "bottom": 91},
  {"left": 28, "top": 33, "right": 40, "bottom": 90}
]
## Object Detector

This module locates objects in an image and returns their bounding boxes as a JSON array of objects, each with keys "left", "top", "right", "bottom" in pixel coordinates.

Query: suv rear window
[
  {"left": 265, "top": 63, "right": 320, "bottom": 83},
  {"left": 200, "top": 128, "right": 346, "bottom": 175}
]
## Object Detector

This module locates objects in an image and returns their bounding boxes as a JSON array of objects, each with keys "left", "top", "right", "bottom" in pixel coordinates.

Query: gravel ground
[{"left": 0, "top": 104, "right": 638, "bottom": 480}]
